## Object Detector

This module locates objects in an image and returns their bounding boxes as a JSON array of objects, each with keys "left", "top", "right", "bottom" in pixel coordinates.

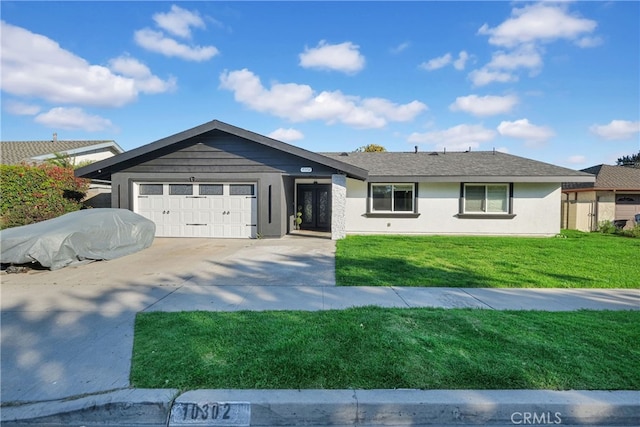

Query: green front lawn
[
  {"left": 131, "top": 308, "right": 640, "bottom": 390},
  {"left": 336, "top": 231, "right": 640, "bottom": 288}
]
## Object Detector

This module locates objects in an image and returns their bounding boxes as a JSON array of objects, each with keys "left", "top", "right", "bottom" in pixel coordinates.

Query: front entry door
[{"left": 297, "top": 184, "right": 331, "bottom": 231}]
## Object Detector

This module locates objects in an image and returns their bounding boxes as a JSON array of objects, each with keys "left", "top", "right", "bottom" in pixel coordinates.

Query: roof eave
[
  {"left": 31, "top": 141, "right": 124, "bottom": 162},
  {"left": 365, "top": 175, "right": 596, "bottom": 183},
  {"left": 564, "top": 187, "right": 640, "bottom": 192}
]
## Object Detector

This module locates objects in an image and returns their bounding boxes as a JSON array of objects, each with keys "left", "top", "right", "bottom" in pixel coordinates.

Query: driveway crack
[{"left": 142, "top": 284, "right": 185, "bottom": 312}]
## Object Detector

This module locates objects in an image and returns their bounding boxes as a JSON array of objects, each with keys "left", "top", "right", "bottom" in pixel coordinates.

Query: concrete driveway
[{"left": 1, "top": 236, "right": 336, "bottom": 403}]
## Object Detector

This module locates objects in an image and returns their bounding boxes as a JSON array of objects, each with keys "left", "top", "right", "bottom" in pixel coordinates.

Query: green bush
[
  {"left": 0, "top": 163, "right": 89, "bottom": 229},
  {"left": 617, "top": 224, "right": 640, "bottom": 238},
  {"left": 597, "top": 220, "right": 617, "bottom": 234},
  {"left": 596, "top": 219, "right": 640, "bottom": 238}
]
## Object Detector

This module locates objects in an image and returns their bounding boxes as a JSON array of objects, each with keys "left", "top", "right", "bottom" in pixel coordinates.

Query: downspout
[{"left": 594, "top": 195, "right": 599, "bottom": 232}]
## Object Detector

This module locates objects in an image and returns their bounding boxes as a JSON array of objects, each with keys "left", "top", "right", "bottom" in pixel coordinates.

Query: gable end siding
[{"left": 122, "top": 133, "right": 339, "bottom": 176}]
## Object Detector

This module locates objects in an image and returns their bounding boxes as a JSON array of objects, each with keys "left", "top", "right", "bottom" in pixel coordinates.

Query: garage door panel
[
  {"left": 212, "top": 224, "right": 224, "bottom": 236},
  {"left": 135, "top": 183, "right": 257, "bottom": 238},
  {"left": 167, "top": 198, "right": 183, "bottom": 210},
  {"left": 228, "top": 198, "right": 244, "bottom": 210}
]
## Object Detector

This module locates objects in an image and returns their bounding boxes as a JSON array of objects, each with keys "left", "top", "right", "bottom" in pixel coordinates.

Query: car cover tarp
[{"left": 0, "top": 208, "right": 155, "bottom": 270}]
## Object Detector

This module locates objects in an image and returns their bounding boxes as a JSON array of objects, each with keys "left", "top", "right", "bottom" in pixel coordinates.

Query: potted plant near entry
[{"left": 295, "top": 207, "right": 303, "bottom": 230}]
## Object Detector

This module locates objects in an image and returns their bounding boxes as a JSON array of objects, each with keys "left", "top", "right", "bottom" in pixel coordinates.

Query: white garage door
[{"left": 135, "top": 183, "right": 257, "bottom": 238}]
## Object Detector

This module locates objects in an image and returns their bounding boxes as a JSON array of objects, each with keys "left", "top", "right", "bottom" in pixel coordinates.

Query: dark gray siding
[
  {"left": 124, "top": 132, "right": 338, "bottom": 175},
  {"left": 110, "top": 131, "right": 340, "bottom": 238}
]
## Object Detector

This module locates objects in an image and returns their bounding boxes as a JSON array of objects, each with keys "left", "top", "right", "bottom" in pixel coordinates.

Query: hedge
[{"left": 0, "top": 163, "right": 90, "bottom": 229}]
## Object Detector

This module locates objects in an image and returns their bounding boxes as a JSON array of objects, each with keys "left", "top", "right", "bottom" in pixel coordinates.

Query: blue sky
[{"left": 1, "top": 1, "right": 639, "bottom": 168}]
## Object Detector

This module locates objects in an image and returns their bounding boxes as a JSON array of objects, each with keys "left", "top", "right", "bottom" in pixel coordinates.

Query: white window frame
[
  {"left": 369, "top": 183, "right": 416, "bottom": 213},
  {"left": 463, "top": 183, "right": 510, "bottom": 214}
]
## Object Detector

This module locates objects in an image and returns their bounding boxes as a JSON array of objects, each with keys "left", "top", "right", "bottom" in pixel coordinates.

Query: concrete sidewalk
[
  {"left": 143, "top": 285, "right": 640, "bottom": 312},
  {"left": 2, "top": 237, "right": 639, "bottom": 425}
]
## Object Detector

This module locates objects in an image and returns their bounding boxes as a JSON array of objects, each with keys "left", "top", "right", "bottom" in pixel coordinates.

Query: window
[
  {"left": 139, "top": 184, "right": 163, "bottom": 195},
  {"left": 370, "top": 183, "right": 415, "bottom": 213},
  {"left": 464, "top": 184, "right": 509, "bottom": 213},
  {"left": 199, "top": 184, "right": 223, "bottom": 196},
  {"left": 230, "top": 184, "right": 255, "bottom": 196},
  {"left": 169, "top": 184, "right": 193, "bottom": 195}
]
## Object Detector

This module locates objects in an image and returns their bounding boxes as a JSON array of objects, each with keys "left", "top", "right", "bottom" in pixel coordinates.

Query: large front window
[
  {"left": 464, "top": 184, "right": 509, "bottom": 213},
  {"left": 371, "top": 183, "right": 415, "bottom": 212}
]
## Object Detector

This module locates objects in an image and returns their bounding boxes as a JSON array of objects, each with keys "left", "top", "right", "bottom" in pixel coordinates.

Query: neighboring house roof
[
  {"left": 323, "top": 151, "right": 594, "bottom": 183},
  {"left": 563, "top": 164, "right": 640, "bottom": 191},
  {"left": 0, "top": 139, "right": 124, "bottom": 165},
  {"left": 75, "top": 120, "right": 369, "bottom": 181}
]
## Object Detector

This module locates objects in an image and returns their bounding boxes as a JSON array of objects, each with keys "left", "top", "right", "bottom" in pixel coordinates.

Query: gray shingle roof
[
  {"left": 0, "top": 140, "right": 118, "bottom": 165},
  {"left": 563, "top": 164, "right": 640, "bottom": 190},
  {"left": 322, "top": 151, "right": 594, "bottom": 182}
]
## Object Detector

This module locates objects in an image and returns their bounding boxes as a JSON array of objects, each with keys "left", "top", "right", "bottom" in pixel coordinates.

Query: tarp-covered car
[{"left": 0, "top": 208, "right": 155, "bottom": 270}]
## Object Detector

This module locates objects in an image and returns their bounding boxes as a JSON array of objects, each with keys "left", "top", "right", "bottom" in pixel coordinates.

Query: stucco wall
[
  {"left": 331, "top": 174, "right": 347, "bottom": 240},
  {"left": 596, "top": 192, "right": 616, "bottom": 223},
  {"left": 344, "top": 180, "right": 562, "bottom": 236},
  {"left": 563, "top": 191, "right": 616, "bottom": 231},
  {"left": 73, "top": 151, "right": 118, "bottom": 165}
]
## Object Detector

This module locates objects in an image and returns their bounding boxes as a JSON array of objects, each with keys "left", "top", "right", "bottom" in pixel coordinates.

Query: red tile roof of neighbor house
[{"left": 563, "top": 164, "right": 640, "bottom": 191}]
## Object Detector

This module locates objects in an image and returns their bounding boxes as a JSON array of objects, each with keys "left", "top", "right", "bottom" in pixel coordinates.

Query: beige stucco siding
[{"left": 344, "top": 180, "right": 562, "bottom": 236}]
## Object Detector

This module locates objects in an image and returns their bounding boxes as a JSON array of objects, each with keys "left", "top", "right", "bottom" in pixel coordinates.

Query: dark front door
[{"left": 297, "top": 184, "right": 331, "bottom": 231}]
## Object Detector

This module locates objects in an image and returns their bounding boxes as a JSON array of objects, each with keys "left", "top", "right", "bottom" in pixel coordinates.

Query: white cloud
[
  {"left": 408, "top": 124, "right": 496, "bottom": 151},
  {"left": 361, "top": 98, "right": 427, "bottom": 122},
  {"left": 477, "top": 3, "right": 597, "bottom": 48},
  {"left": 487, "top": 44, "right": 542, "bottom": 71},
  {"left": 268, "top": 128, "right": 304, "bottom": 142},
  {"left": 468, "top": 68, "right": 517, "bottom": 87},
  {"left": 453, "top": 51, "right": 470, "bottom": 71},
  {"left": 34, "top": 107, "right": 114, "bottom": 132},
  {"left": 219, "top": 69, "right": 426, "bottom": 129},
  {"left": 567, "top": 155, "right": 587, "bottom": 164},
  {"left": 590, "top": 120, "right": 640, "bottom": 140},
  {"left": 153, "top": 4, "right": 205, "bottom": 39},
  {"left": 108, "top": 56, "right": 177, "bottom": 94},
  {"left": 299, "top": 41, "right": 365, "bottom": 74},
  {"left": 471, "top": 3, "right": 599, "bottom": 86},
  {"left": 450, "top": 94, "right": 518, "bottom": 117},
  {"left": 134, "top": 28, "right": 218, "bottom": 61},
  {"left": 391, "top": 41, "right": 410, "bottom": 54},
  {"left": 575, "top": 36, "right": 603, "bottom": 48},
  {"left": 497, "top": 119, "right": 555, "bottom": 146},
  {"left": 469, "top": 45, "right": 542, "bottom": 87},
  {"left": 0, "top": 21, "right": 174, "bottom": 108},
  {"left": 4, "top": 100, "right": 41, "bottom": 116},
  {"left": 421, "top": 51, "right": 470, "bottom": 72},
  {"left": 1, "top": 21, "right": 135, "bottom": 107},
  {"left": 420, "top": 53, "right": 452, "bottom": 71}
]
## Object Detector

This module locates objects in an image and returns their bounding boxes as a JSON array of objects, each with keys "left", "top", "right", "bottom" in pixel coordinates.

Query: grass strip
[
  {"left": 131, "top": 308, "right": 639, "bottom": 390},
  {"left": 335, "top": 231, "right": 640, "bottom": 288}
]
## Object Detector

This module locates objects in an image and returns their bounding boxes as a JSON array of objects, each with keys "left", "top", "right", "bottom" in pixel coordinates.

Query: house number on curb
[{"left": 169, "top": 402, "right": 250, "bottom": 426}]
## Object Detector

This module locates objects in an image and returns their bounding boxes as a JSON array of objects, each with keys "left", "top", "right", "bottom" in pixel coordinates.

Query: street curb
[
  {"left": 0, "top": 389, "right": 179, "bottom": 426},
  {"left": 2, "top": 389, "right": 639, "bottom": 426}
]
